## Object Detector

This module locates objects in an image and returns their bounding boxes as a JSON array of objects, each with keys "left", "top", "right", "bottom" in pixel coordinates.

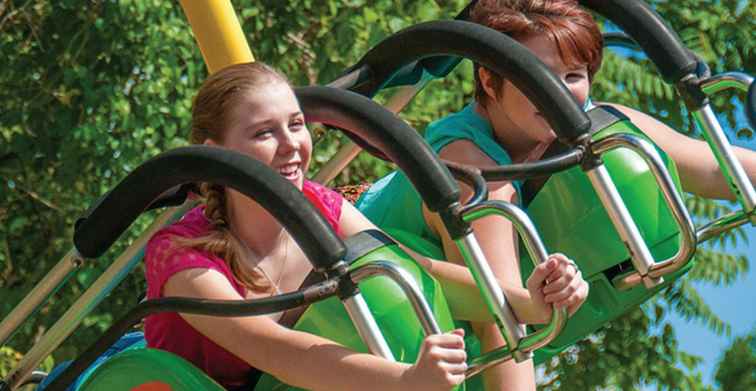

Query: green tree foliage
[
  {"left": 0, "top": 0, "right": 753, "bottom": 390},
  {"left": 0, "top": 0, "right": 469, "bottom": 366},
  {"left": 714, "top": 327, "right": 756, "bottom": 391},
  {"left": 543, "top": 1, "right": 754, "bottom": 389}
]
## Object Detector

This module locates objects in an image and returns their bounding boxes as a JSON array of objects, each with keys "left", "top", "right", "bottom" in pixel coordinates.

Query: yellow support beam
[{"left": 179, "top": 0, "right": 254, "bottom": 74}]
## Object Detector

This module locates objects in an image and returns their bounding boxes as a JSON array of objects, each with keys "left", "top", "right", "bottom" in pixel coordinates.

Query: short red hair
[{"left": 469, "top": 0, "right": 603, "bottom": 105}]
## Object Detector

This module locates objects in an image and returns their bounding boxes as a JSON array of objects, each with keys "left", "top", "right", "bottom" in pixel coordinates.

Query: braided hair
[{"left": 176, "top": 62, "right": 291, "bottom": 293}]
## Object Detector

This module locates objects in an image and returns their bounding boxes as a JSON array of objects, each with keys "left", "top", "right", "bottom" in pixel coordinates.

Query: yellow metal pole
[{"left": 179, "top": 0, "right": 254, "bottom": 74}]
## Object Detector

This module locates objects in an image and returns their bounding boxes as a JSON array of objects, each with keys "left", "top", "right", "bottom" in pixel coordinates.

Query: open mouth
[{"left": 279, "top": 163, "right": 301, "bottom": 181}]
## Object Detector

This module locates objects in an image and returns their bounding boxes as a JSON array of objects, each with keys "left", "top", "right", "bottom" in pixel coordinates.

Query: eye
[
  {"left": 253, "top": 128, "right": 274, "bottom": 139},
  {"left": 289, "top": 118, "right": 305, "bottom": 130},
  {"left": 565, "top": 70, "right": 587, "bottom": 82}
]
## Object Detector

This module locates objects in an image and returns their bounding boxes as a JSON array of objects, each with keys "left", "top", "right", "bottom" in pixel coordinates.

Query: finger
[
  {"left": 549, "top": 253, "right": 569, "bottom": 262},
  {"left": 566, "top": 282, "right": 589, "bottom": 316},
  {"left": 548, "top": 273, "right": 585, "bottom": 305},
  {"left": 556, "top": 293, "right": 580, "bottom": 313},
  {"left": 433, "top": 347, "right": 468, "bottom": 365},
  {"left": 429, "top": 333, "right": 465, "bottom": 349},
  {"left": 543, "top": 281, "right": 578, "bottom": 304},
  {"left": 542, "top": 274, "right": 570, "bottom": 295},
  {"left": 545, "top": 258, "right": 577, "bottom": 281},
  {"left": 527, "top": 258, "right": 557, "bottom": 288},
  {"left": 440, "top": 360, "right": 469, "bottom": 375},
  {"left": 451, "top": 328, "right": 466, "bottom": 338}
]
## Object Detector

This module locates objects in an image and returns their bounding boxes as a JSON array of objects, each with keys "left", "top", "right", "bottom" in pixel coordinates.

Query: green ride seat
[
  {"left": 371, "top": 119, "right": 689, "bottom": 366},
  {"left": 74, "top": 233, "right": 481, "bottom": 391},
  {"left": 254, "top": 230, "right": 477, "bottom": 391},
  {"left": 519, "top": 118, "right": 691, "bottom": 363},
  {"left": 77, "top": 348, "right": 224, "bottom": 391}
]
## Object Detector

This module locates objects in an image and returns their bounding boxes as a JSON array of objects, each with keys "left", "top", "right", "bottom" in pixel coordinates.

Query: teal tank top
[{"left": 357, "top": 103, "right": 519, "bottom": 247}]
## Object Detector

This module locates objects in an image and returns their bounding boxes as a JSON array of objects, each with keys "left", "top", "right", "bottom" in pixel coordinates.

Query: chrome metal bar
[
  {"left": 692, "top": 105, "right": 756, "bottom": 222},
  {"left": 460, "top": 201, "right": 568, "bottom": 363},
  {"left": 454, "top": 233, "right": 528, "bottom": 363},
  {"left": 0, "top": 248, "right": 83, "bottom": 347},
  {"left": 584, "top": 165, "right": 664, "bottom": 289},
  {"left": 465, "top": 298, "right": 566, "bottom": 378},
  {"left": 460, "top": 200, "right": 567, "bottom": 376},
  {"left": 696, "top": 210, "right": 750, "bottom": 243},
  {"left": 350, "top": 261, "right": 441, "bottom": 336},
  {"left": 699, "top": 72, "right": 753, "bottom": 95},
  {"left": 2, "top": 203, "right": 193, "bottom": 391},
  {"left": 342, "top": 294, "right": 396, "bottom": 361},
  {"left": 313, "top": 82, "right": 426, "bottom": 184},
  {"left": 592, "top": 134, "right": 697, "bottom": 287},
  {"left": 466, "top": 345, "right": 514, "bottom": 378}
]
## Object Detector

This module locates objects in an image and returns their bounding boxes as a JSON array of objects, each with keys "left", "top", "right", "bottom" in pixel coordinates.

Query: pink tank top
[{"left": 144, "top": 180, "right": 343, "bottom": 388}]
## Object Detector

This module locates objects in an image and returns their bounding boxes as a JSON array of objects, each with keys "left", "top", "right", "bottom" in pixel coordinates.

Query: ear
[{"left": 478, "top": 67, "right": 500, "bottom": 104}]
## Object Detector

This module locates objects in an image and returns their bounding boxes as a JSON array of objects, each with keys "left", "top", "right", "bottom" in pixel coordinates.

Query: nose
[
  {"left": 561, "top": 76, "right": 587, "bottom": 108},
  {"left": 277, "top": 127, "right": 300, "bottom": 154}
]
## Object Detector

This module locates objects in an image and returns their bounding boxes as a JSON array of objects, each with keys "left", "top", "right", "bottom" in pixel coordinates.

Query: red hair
[{"left": 469, "top": 0, "right": 603, "bottom": 105}]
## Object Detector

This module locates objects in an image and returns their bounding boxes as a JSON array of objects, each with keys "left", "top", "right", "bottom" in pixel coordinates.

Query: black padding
[
  {"left": 46, "top": 280, "right": 339, "bottom": 391},
  {"left": 443, "top": 161, "right": 488, "bottom": 207},
  {"left": 347, "top": 20, "right": 591, "bottom": 144},
  {"left": 477, "top": 148, "right": 584, "bottom": 182},
  {"left": 580, "top": 0, "right": 698, "bottom": 83},
  {"left": 602, "top": 31, "right": 638, "bottom": 50},
  {"left": 587, "top": 105, "right": 628, "bottom": 133},
  {"left": 145, "top": 183, "right": 198, "bottom": 211},
  {"left": 747, "top": 80, "right": 756, "bottom": 131},
  {"left": 73, "top": 146, "right": 346, "bottom": 272},
  {"left": 342, "top": 229, "right": 396, "bottom": 265},
  {"left": 296, "top": 86, "right": 460, "bottom": 213}
]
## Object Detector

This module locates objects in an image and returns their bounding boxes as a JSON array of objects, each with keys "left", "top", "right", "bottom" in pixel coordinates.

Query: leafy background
[{"left": 1, "top": 0, "right": 754, "bottom": 389}]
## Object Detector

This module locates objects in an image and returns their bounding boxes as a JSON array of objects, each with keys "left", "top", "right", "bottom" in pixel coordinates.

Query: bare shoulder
[
  {"left": 437, "top": 140, "right": 517, "bottom": 201},
  {"left": 437, "top": 139, "right": 498, "bottom": 167},
  {"left": 338, "top": 198, "right": 378, "bottom": 238}
]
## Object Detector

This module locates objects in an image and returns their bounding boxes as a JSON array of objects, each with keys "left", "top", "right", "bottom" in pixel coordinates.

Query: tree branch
[{"left": 0, "top": 175, "right": 62, "bottom": 212}]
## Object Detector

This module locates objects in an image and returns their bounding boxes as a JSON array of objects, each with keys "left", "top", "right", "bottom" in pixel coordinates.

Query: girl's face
[
  {"left": 485, "top": 33, "right": 591, "bottom": 146},
  {"left": 212, "top": 81, "right": 312, "bottom": 190}
]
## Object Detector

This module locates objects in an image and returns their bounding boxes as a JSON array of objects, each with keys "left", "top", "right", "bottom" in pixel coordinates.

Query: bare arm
[
  {"left": 163, "top": 268, "right": 466, "bottom": 391},
  {"left": 606, "top": 102, "right": 756, "bottom": 200},
  {"left": 340, "top": 175, "right": 586, "bottom": 391},
  {"left": 340, "top": 199, "right": 579, "bottom": 324},
  {"left": 425, "top": 140, "right": 586, "bottom": 323}
]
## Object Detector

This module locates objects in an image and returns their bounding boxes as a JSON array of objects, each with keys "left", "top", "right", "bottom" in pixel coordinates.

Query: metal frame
[
  {"left": 350, "top": 261, "right": 442, "bottom": 336},
  {"left": 693, "top": 72, "right": 756, "bottom": 224},
  {"left": 458, "top": 200, "right": 567, "bottom": 373},
  {"left": 0, "top": 249, "right": 83, "bottom": 347},
  {"left": 1, "top": 203, "right": 194, "bottom": 390},
  {"left": 586, "top": 134, "right": 698, "bottom": 290},
  {"left": 604, "top": 34, "right": 755, "bottom": 225}
]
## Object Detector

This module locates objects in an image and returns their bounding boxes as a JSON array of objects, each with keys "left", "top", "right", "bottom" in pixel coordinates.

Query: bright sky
[
  {"left": 603, "top": 21, "right": 754, "bottom": 388},
  {"left": 667, "top": 121, "right": 755, "bottom": 388},
  {"left": 669, "top": 233, "right": 755, "bottom": 386}
]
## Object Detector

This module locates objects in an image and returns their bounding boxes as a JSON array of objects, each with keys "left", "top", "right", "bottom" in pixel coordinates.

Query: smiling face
[
  {"left": 210, "top": 81, "right": 312, "bottom": 190},
  {"left": 480, "top": 33, "right": 591, "bottom": 151}
]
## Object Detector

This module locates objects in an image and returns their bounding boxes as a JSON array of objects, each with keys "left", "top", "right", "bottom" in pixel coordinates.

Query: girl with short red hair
[{"left": 358, "top": 1, "right": 755, "bottom": 389}]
